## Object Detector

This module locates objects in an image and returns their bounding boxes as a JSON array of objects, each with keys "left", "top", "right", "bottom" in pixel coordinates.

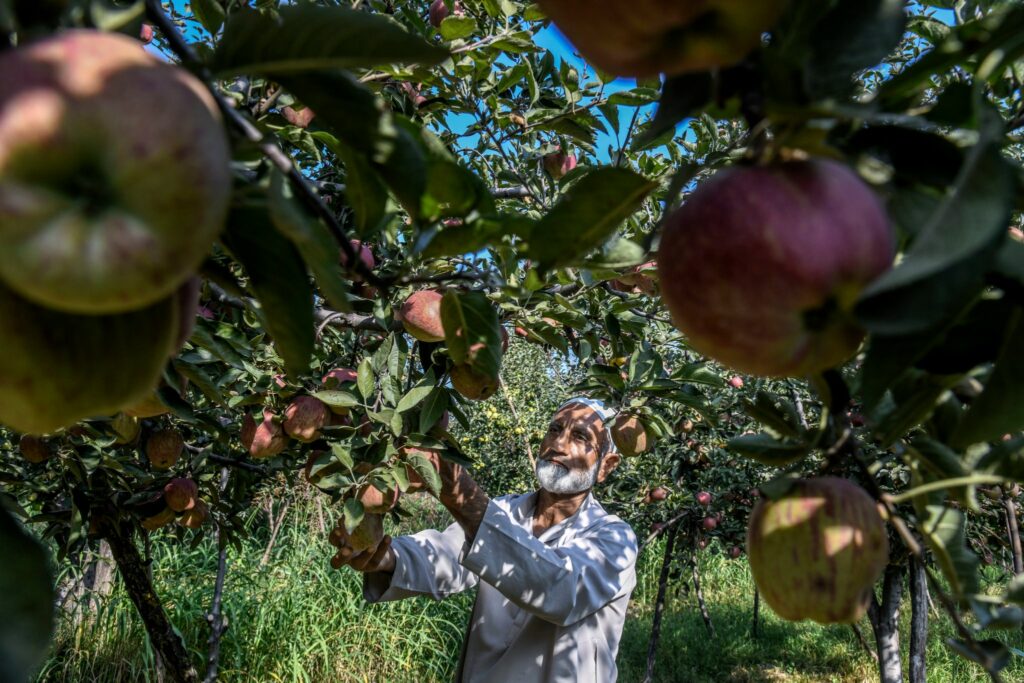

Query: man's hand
[{"left": 328, "top": 523, "right": 396, "bottom": 573}]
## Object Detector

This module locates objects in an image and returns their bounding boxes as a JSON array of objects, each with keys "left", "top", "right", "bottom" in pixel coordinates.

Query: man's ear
[{"left": 596, "top": 452, "right": 621, "bottom": 483}]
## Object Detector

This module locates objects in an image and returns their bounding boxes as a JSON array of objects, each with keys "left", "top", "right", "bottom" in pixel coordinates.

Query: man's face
[{"left": 535, "top": 403, "right": 620, "bottom": 495}]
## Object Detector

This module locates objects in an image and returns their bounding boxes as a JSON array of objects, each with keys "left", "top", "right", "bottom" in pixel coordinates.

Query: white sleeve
[
  {"left": 460, "top": 499, "right": 637, "bottom": 627},
  {"left": 363, "top": 521, "right": 479, "bottom": 603}
]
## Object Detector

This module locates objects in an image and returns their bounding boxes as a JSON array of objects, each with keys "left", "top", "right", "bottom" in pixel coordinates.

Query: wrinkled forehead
[{"left": 551, "top": 402, "right": 605, "bottom": 438}]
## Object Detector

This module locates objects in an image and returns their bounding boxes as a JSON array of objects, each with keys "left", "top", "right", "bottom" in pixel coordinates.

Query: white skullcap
[{"left": 557, "top": 397, "right": 618, "bottom": 453}]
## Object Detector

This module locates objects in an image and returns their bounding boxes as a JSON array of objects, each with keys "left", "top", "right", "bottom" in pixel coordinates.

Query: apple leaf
[
  {"left": 527, "top": 168, "right": 656, "bottom": 271},
  {"left": 212, "top": 5, "right": 447, "bottom": 76},
  {"left": 913, "top": 501, "right": 980, "bottom": 599},
  {"left": 0, "top": 507, "right": 54, "bottom": 683},
  {"left": 396, "top": 372, "right": 437, "bottom": 414},
  {"left": 418, "top": 388, "right": 449, "bottom": 434},
  {"left": 221, "top": 206, "right": 314, "bottom": 379},
  {"left": 727, "top": 433, "right": 810, "bottom": 467},
  {"left": 191, "top": 0, "right": 225, "bottom": 35},
  {"left": 441, "top": 291, "right": 502, "bottom": 378},
  {"left": 952, "top": 309, "right": 1024, "bottom": 447},
  {"left": 268, "top": 170, "right": 352, "bottom": 313}
]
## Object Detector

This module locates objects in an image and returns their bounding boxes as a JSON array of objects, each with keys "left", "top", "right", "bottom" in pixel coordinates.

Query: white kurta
[{"left": 363, "top": 491, "right": 638, "bottom": 683}]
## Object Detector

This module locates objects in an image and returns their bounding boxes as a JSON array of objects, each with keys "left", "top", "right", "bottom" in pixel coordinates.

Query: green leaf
[
  {"left": 268, "top": 170, "right": 352, "bottom": 313},
  {"left": 952, "top": 309, "right": 1024, "bottom": 447},
  {"left": 0, "top": 507, "right": 54, "bottom": 683},
  {"left": 727, "top": 433, "right": 810, "bottom": 467},
  {"left": 357, "top": 357, "right": 375, "bottom": 400},
  {"left": 317, "top": 136, "right": 387, "bottom": 239},
  {"left": 856, "top": 115, "right": 1017, "bottom": 335},
  {"left": 527, "top": 168, "right": 655, "bottom": 270},
  {"left": 743, "top": 392, "right": 804, "bottom": 439},
  {"left": 222, "top": 206, "right": 313, "bottom": 379},
  {"left": 311, "top": 390, "right": 361, "bottom": 412},
  {"left": 343, "top": 496, "right": 365, "bottom": 534},
  {"left": 191, "top": 0, "right": 225, "bottom": 35},
  {"left": 439, "top": 15, "right": 476, "bottom": 40},
  {"left": 419, "top": 388, "right": 449, "bottom": 433},
  {"left": 407, "top": 452, "right": 442, "bottom": 496},
  {"left": 171, "top": 360, "right": 224, "bottom": 406},
  {"left": 212, "top": 5, "right": 447, "bottom": 76},
  {"left": 441, "top": 290, "right": 502, "bottom": 379},
  {"left": 397, "top": 373, "right": 437, "bottom": 413},
  {"left": 914, "top": 502, "right": 980, "bottom": 598}
]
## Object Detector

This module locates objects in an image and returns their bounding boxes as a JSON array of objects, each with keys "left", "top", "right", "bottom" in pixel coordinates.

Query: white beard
[{"left": 535, "top": 457, "right": 600, "bottom": 495}]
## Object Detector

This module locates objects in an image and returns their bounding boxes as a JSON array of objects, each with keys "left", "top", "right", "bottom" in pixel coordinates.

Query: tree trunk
[
  {"left": 867, "top": 563, "right": 905, "bottom": 683},
  {"left": 642, "top": 524, "right": 678, "bottom": 683},
  {"left": 102, "top": 520, "right": 199, "bottom": 683},
  {"left": 908, "top": 556, "right": 928, "bottom": 683},
  {"left": 752, "top": 587, "right": 760, "bottom": 639},
  {"left": 1004, "top": 497, "right": 1023, "bottom": 575},
  {"left": 691, "top": 554, "right": 715, "bottom": 637}
]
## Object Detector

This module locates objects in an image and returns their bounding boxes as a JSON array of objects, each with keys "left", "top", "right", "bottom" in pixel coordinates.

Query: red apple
[
  {"left": 702, "top": 516, "right": 718, "bottom": 531},
  {"left": 658, "top": 159, "right": 894, "bottom": 377},
  {"left": 139, "top": 23, "right": 154, "bottom": 43},
  {"left": 696, "top": 491, "right": 712, "bottom": 507},
  {"left": 281, "top": 105, "right": 316, "bottom": 129},
  {"left": 429, "top": 0, "right": 463, "bottom": 28},
  {"left": 543, "top": 148, "right": 578, "bottom": 180},
  {"left": 339, "top": 239, "right": 375, "bottom": 278},
  {"left": 728, "top": 376, "right": 744, "bottom": 389},
  {"left": 399, "top": 290, "right": 445, "bottom": 342}
]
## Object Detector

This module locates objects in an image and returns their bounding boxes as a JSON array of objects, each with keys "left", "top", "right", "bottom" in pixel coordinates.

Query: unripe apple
[
  {"left": 450, "top": 363, "right": 499, "bottom": 401},
  {"left": 146, "top": 429, "right": 184, "bottom": 470},
  {"left": 241, "top": 409, "right": 289, "bottom": 459},
  {"left": 19, "top": 435, "right": 52, "bottom": 464},
  {"left": 332, "top": 512, "right": 384, "bottom": 552},
  {"left": 611, "top": 415, "right": 648, "bottom": 457},
  {"left": 163, "top": 478, "right": 198, "bottom": 513},
  {"left": 177, "top": 499, "right": 209, "bottom": 529},
  {"left": 746, "top": 477, "right": 889, "bottom": 624},
  {"left": 111, "top": 413, "right": 141, "bottom": 445},
  {"left": 658, "top": 159, "right": 894, "bottom": 377},
  {"left": 702, "top": 516, "right": 718, "bottom": 531},
  {"left": 543, "top": 149, "right": 577, "bottom": 180},
  {"left": 399, "top": 290, "right": 445, "bottom": 342},
  {"left": 283, "top": 396, "right": 329, "bottom": 443},
  {"left": 0, "top": 30, "right": 231, "bottom": 314},
  {"left": 429, "top": 0, "right": 463, "bottom": 28},
  {"left": 534, "top": 0, "right": 787, "bottom": 77},
  {"left": 696, "top": 491, "right": 712, "bottom": 507}
]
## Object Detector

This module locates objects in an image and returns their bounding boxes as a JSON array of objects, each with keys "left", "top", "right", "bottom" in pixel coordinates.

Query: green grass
[{"left": 38, "top": 493, "right": 1024, "bottom": 682}]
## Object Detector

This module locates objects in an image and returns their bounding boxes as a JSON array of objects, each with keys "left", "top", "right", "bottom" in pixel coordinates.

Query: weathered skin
[
  {"left": 0, "top": 30, "right": 231, "bottom": 314},
  {"left": 0, "top": 280, "right": 178, "bottom": 433},
  {"left": 400, "top": 290, "right": 445, "bottom": 342},
  {"left": 611, "top": 415, "right": 648, "bottom": 456},
  {"left": 535, "top": 0, "right": 788, "bottom": 77},
  {"left": 658, "top": 159, "right": 894, "bottom": 377},
  {"left": 746, "top": 477, "right": 889, "bottom": 624}
]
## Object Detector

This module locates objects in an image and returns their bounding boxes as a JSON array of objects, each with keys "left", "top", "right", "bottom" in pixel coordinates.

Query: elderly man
[{"left": 331, "top": 397, "right": 638, "bottom": 682}]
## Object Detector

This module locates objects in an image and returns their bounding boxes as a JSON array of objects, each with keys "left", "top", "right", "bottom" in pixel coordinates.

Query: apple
[
  {"left": 19, "top": 435, "right": 52, "bottom": 464},
  {"left": 177, "top": 500, "right": 210, "bottom": 529},
  {"left": 450, "top": 363, "right": 499, "bottom": 401},
  {"left": 543, "top": 148, "right": 577, "bottom": 180},
  {"left": 401, "top": 445, "right": 442, "bottom": 493},
  {"left": 146, "top": 429, "right": 184, "bottom": 470},
  {"left": 533, "top": 0, "right": 787, "bottom": 77},
  {"left": 281, "top": 105, "right": 316, "bottom": 129},
  {"left": 357, "top": 483, "right": 400, "bottom": 514},
  {"left": 611, "top": 415, "right": 649, "bottom": 457},
  {"left": 696, "top": 491, "right": 712, "bottom": 507},
  {"left": 658, "top": 159, "right": 894, "bottom": 377},
  {"left": 339, "top": 239, "right": 375, "bottom": 279},
  {"left": 241, "top": 409, "right": 289, "bottom": 459},
  {"left": 701, "top": 516, "right": 718, "bottom": 531},
  {"left": 746, "top": 477, "right": 889, "bottom": 624},
  {"left": 0, "top": 30, "right": 231, "bottom": 314},
  {"left": 110, "top": 413, "right": 141, "bottom": 445},
  {"left": 399, "top": 81, "right": 428, "bottom": 108},
  {"left": 729, "top": 546, "right": 743, "bottom": 559},
  {"left": 139, "top": 23, "right": 154, "bottom": 43},
  {"left": 429, "top": 0, "right": 463, "bottom": 28},
  {"left": 399, "top": 290, "right": 445, "bottom": 342},
  {"left": 283, "top": 396, "right": 330, "bottom": 443},
  {"left": 164, "top": 478, "right": 198, "bottom": 513},
  {"left": 728, "top": 376, "right": 744, "bottom": 389},
  {"left": 647, "top": 487, "right": 669, "bottom": 503}
]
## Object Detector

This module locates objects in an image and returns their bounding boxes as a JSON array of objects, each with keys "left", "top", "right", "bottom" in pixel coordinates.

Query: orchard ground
[{"left": 40, "top": 491, "right": 1024, "bottom": 683}]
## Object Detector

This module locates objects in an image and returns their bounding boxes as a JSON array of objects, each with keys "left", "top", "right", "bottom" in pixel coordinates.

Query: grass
[{"left": 38, "top": 492, "right": 1024, "bottom": 682}]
